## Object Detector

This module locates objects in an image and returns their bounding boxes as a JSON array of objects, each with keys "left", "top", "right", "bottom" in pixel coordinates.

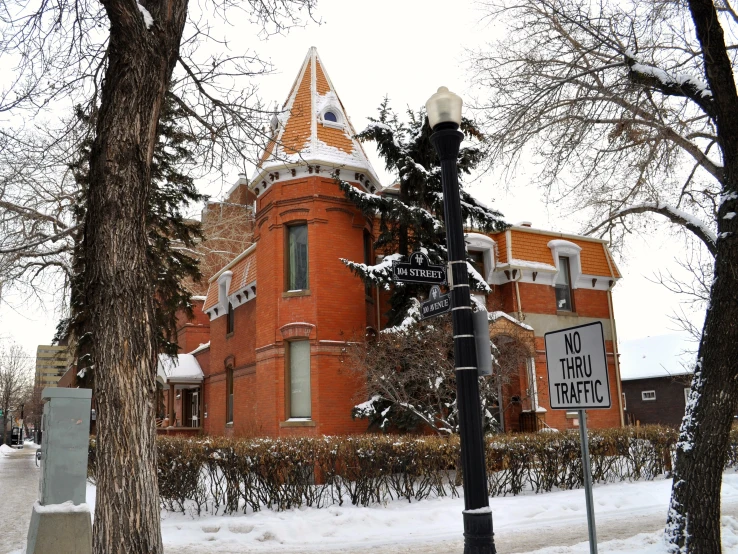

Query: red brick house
[{"left": 161, "top": 47, "right": 626, "bottom": 436}]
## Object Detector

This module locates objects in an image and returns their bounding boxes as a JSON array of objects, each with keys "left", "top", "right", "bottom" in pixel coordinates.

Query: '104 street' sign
[{"left": 392, "top": 252, "right": 447, "bottom": 285}]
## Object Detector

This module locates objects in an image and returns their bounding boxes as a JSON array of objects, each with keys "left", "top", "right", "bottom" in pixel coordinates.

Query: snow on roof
[
  {"left": 204, "top": 244, "right": 257, "bottom": 311},
  {"left": 621, "top": 370, "right": 693, "bottom": 381},
  {"left": 187, "top": 342, "right": 210, "bottom": 356},
  {"left": 488, "top": 311, "right": 534, "bottom": 331},
  {"left": 157, "top": 354, "right": 204, "bottom": 384},
  {"left": 250, "top": 47, "right": 381, "bottom": 190}
]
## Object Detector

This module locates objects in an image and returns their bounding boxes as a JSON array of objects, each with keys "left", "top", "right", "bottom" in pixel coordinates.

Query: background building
[{"left": 34, "top": 345, "right": 68, "bottom": 389}]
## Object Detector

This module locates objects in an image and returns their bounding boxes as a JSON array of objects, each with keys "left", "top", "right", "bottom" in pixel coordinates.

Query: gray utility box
[{"left": 38, "top": 388, "right": 92, "bottom": 505}]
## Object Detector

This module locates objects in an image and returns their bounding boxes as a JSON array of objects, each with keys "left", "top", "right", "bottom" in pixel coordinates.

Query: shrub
[{"left": 85, "top": 425, "right": 723, "bottom": 516}]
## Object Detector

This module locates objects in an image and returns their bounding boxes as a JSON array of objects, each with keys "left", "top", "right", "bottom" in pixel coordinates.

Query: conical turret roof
[{"left": 249, "top": 47, "right": 381, "bottom": 194}]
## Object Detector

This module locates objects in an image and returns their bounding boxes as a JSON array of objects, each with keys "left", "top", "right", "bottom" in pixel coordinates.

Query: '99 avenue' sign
[{"left": 544, "top": 322, "right": 611, "bottom": 410}]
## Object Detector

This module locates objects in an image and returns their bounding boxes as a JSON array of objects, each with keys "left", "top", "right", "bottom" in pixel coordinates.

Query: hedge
[{"left": 86, "top": 426, "right": 736, "bottom": 516}]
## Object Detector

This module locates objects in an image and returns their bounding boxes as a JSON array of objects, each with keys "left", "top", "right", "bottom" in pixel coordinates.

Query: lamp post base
[{"left": 463, "top": 511, "right": 496, "bottom": 554}]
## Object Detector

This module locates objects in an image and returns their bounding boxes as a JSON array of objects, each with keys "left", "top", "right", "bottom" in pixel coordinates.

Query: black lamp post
[{"left": 426, "top": 87, "right": 496, "bottom": 554}]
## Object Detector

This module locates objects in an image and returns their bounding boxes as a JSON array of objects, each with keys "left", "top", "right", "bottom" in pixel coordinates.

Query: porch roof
[{"left": 157, "top": 354, "right": 204, "bottom": 385}]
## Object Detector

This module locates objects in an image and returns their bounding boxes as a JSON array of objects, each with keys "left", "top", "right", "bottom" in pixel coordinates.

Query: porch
[{"left": 156, "top": 354, "right": 204, "bottom": 435}]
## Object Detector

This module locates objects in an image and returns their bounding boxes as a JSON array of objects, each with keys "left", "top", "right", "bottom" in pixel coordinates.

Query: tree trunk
[
  {"left": 85, "top": 1, "right": 187, "bottom": 553},
  {"left": 665, "top": 0, "right": 738, "bottom": 551}
]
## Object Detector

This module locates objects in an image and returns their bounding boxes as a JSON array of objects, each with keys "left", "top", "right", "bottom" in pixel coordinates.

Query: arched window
[{"left": 323, "top": 111, "right": 338, "bottom": 122}]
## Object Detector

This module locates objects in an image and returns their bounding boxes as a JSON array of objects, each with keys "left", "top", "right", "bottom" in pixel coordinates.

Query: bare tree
[
  {"left": 349, "top": 314, "right": 525, "bottom": 435},
  {"left": 0, "top": 342, "right": 33, "bottom": 445},
  {"left": 0, "top": 1, "right": 316, "bottom": 552},
  {"left": 471, "top": 0, "right": 738, "bottom": 550}
]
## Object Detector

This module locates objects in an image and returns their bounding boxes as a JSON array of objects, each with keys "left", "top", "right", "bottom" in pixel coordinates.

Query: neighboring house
[{"left": 621, "top": 372, "right": 694, "bottom": 427}]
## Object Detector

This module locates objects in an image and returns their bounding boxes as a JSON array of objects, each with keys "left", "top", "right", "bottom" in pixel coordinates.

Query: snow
[
  {"left": 187, "top": 342, "right": 210, "bottom": 356},
  {"left": 631, "top": 62, "right": 712, "bottom": 98},
  {"left": 33, "top": 500, "right": 90, "bottom": 514},
  {"left": 724, "top": 212, "right": 736, "bottom": 220},
  {"left": 497, "top": 259, "right": 558, "bottom": 272},
  {"left": 608, "top": 202, "right": 717, "bottom": 245},
  {"left": 191, "top": 295, "right": 207, "bottom": 301},
  {"left": 488, "top": 310, "right": 534, "bottom": 331},
  {"left": 137, "top": 2, "right": 154, "bottom": 28},
  {"left": 157, "top": 353, "right": 204, "bottom": 383},
  {"left": 382, "top": 298, "right": 421, "bottom": 334},
  {"left": 78, "top": 473, "right": 738, "bottom": 554},
  {"left": 0, "top": 444, "right": 17, "bottom": 455}
]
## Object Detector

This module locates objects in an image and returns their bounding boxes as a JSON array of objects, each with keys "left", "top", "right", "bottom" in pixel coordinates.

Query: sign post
[{"left": 544, "top": 321, "right": 610, "bottom": 554}]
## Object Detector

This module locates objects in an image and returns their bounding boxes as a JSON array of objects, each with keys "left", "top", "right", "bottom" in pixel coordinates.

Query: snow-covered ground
[
  {"left": 84, "top": 472, "right": 738, "bottom": 554},
  {"left": 5, "top": 439, "right": 738, "bottom": 554}
]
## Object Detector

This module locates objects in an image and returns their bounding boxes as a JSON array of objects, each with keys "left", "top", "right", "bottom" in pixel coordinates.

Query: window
[
  {"left": 324, "top": 111, "right": 338, "bottom": 122},
  {"left": 555, "top": 256, "right": 574, "bottom": 312},
  {"left": 642, "top": 390, "right": 656, "bottom": 401},
  {"left": 288, "top": 341, "right": 311, "bottom": 418},
  {"left": 226, "top": 367, "right": 234, "bottom": 424},
  {"left": 287, "top": 224, "right": 309, "bottom": 291},
  {"left": 469, "top": 250, "right": 485, "bottom": 279},
  {"left": 226, "top": 302, "right": 234, "bottom": 335},
  {"left": 622, "top": 392, "right": 627, "bottom": 411}
]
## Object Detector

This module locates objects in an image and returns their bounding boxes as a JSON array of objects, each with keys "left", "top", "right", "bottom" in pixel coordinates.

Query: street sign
[
  {"left": 392, "top": 252, "right": 447, "bottom": 285},
  {"left": 420, "top": 285, "right": 451, "bottom": 319},
  {"left": 544, "top": 321, "right": 611, "bottom": 410},
  {"left": 544, "top": 321, "right": 609, "bottom": 554}
]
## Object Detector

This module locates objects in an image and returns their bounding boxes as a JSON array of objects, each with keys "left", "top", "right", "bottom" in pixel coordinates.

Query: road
[{"left": 0, "top": 447, "right": 40, "bottom": 554}]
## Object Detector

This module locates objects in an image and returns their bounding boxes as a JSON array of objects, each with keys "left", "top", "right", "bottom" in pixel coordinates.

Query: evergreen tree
[
  {"left": 57, "top": 97, "right": 205, "bottom": 385},
  {"left": 338, "top": 99, "right": 508, "bottom": 327}
]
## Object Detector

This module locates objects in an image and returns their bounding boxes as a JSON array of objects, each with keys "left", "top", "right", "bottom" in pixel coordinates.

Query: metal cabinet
[{"left": 38, "top": 388, "right": 92, "bottom": 506}]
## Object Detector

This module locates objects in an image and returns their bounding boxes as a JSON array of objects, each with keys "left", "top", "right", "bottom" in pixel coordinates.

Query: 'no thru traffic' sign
[{"left": 544, "top": 322, "right": 611, "bottom": 410}]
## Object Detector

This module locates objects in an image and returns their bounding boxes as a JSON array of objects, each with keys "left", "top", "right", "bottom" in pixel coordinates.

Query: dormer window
[
  {"left": 555, "top": 256, "right": 574, "bottom": 312},
  {"left": 319, "top": 106, "right": 344, "bottom": 129}
]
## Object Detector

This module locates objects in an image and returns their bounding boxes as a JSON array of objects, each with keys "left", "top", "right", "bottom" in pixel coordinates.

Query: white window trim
[
  {"left": 548, "top": 240, "right": 583, "bottom": 289},
  {"left": 216, "top": 271, "right": 233, "bottom": 317},
  {"left": 642, "top": 390, "right": 656, "bottom": 401},
  {"left": 465, "top": 233, "right": 496, "bottom": 283},
  {"left": 318, "top": 106, "right": 345, "bottom": 130}
]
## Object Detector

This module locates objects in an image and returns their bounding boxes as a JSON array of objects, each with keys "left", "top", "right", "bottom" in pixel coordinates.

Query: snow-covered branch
[{"left": 586, "top": 202, "right": 717, "bottom": 256}]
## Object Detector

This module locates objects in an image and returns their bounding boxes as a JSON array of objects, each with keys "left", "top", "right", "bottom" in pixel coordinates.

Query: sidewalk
[{"left": 0, "top": 446, "right": 40, "bottom": 554}]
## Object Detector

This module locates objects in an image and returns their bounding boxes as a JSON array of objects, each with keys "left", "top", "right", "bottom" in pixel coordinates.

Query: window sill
[
  {"left": 279, "top": 419, "right": 315, "bottom": 428},
  {"left": 283, "top": 289, "right": 311, "bottom": 298},
  {"left": 556, "top": 310, "right": 578, "bottom": 317},
  {"left": 226, "top": 422, "right": 233, "bottom": 428},
  {"left": 226, "top": 332, "right": 234, "bottom": 339}
]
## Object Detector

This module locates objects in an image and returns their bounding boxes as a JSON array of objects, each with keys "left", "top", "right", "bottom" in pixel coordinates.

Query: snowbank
[{"left": 78, "top": 472, "right": 738, "bottom": 553}]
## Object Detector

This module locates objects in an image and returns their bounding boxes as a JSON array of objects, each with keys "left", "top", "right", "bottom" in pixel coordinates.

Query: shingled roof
[{"left": 249, "top": 47, "right": 381, "bottom": 192}]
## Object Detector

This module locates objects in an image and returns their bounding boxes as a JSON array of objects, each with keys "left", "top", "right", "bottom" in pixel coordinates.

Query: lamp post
[{"left": 426, "top": 86, "right": 496, "bottom": 554}]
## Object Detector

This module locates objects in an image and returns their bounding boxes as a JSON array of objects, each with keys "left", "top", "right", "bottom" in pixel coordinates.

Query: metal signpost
[
  {"left": 392, "top": 251, "right": 447, "bottom": 285},
  {"left": 544, "top": 321, "right": 611, "bottom": 554},
  {"left": 420, "top": 285, "right": 452, "bottom": 320}
]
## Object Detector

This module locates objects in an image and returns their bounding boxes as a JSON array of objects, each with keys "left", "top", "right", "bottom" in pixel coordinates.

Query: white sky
[{"left": 0, "top": 0, "right": 705, "bottom": 378}]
